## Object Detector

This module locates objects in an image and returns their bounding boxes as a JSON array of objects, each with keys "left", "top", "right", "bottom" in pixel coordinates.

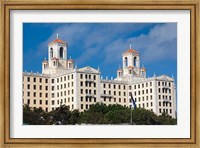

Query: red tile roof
[
  {"left": 49, "top": 38, "right": 66, "bottom": 44},
  {"left": 127, "top": 66, "right": 134, "bottom": 69},
  {"left": 124, "top": 49, "right": 139, "bottom": 54},
  {"left": 141, "top": 67, "right": 146, "bottom": 71},
  {"left": 52, "top": 57, "right": 59, "bottom": 60}
]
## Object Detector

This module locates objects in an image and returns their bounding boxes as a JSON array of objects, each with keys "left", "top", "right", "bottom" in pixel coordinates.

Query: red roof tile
[
  {"left": 123, "top": 49, "right": 139, "bottom": 54},
  {"left": 127, "top": 66, "right": 134, "bottom": 69}
]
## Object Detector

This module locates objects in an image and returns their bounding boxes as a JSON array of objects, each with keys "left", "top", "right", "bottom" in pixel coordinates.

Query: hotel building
[{"left": 23, "top": 35, "right": 177, "bottom": 118}]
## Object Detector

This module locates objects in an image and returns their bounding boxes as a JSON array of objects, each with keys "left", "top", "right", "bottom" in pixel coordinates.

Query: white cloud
[
  {"left": 36, "top": 23, "right": 177, "bottom": 67},
  {"left": 103, "top": 23, "right": 177, "bottom": 65}
]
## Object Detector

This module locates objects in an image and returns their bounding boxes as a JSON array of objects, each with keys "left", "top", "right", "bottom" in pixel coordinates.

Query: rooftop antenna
[{"left": 130, "top": 44, "right": 132, "bottom": 49}]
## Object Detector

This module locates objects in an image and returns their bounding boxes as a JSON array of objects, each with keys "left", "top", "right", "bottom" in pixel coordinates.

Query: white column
[{"left": 136, "top": 56, "right": 140, "bottom": 68}]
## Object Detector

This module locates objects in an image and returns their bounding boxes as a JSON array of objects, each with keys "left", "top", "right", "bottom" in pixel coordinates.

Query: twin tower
[{"left": 42, "top": 34, "right": 146, "bottom": 80}]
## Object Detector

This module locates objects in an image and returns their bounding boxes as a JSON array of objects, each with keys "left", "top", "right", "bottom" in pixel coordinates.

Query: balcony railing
[
  {"left": 100, "top": 94, "right": 113, "bottom": 98},
  {"left": 86, "top": 93, "right": 95, "bottom": 98},
  {"left": 85, "top": 79, "right": 94, "bottom": 83}
]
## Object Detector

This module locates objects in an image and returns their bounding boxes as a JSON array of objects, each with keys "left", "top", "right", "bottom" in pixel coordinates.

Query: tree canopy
[{"left": 23, "top": 103, "right": 176, "bottom": 125}]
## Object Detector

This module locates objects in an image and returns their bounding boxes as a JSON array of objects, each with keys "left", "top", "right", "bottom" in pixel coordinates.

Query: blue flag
[{"left": 130, "top": 92, "right": 136, "bottom": 109}]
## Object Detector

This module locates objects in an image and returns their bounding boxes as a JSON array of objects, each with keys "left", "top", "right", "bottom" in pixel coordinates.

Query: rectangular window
[
  {"left": 159, "top": 109, "right": 162, "bottom": 113},
  {"left": 86, "top": 104, "right": 88, "bottom": 109},
  {"left": 33, "top": 77, "right": 36, "bottom": 82},
  {"left": 45, "top": 79, "right": 48, "bottom": 83},
  {"left": 123, "top": 85, "right": 126, "bottom": 90},
  {"left": 81, "top": 104, "right": 83, "bottom": 109},
  {"left": 40, "top": 100, "right": 42, "bottom": 105},
  {"left": 114, "top": 85, "right": 116, "bottom": 89},
  {"left": 52, "top": 86, "right": 54, "bottom": 91},
  {"left": 40, "top": 85, "right": 42, "bottom": 90},
  {"left": 118, "top": 85, "right": 121, "bottom": 89},
  {"left": 80, "top": 81, "right": 83, "bottom": 86},
  {"left": 150, "top": 82, "right": 152, "bottom": 86},
  {"left": 40, "top": 93, "right": 42, "bottom": 97},
  {"left": 71, "top": 74, "right": 73, "bottom": 79},
  {"left": 40, "top": 78, "right": 42, "bottom": 83},
  {"left": 51, "top": 79, "right": 54, "bottom": 83},
  {"left": 57, "top": 78, "right": 59, "bottom": 83},
  {"left": 119, "top": 98, "right": 121, "bottom": 102},
  {"left": 27, "top": 99, "right": 30, "bottom": 104},
  {"left": 52, "top": 100, "right": 55, "bottom": 105},
  {"left": 33, "top": 92, "right": 36, "bottom": 97},
  {"left": 80, "top": 74, "right": 83, "bottom": 79},
  {"left": 27, "top": 84, "right": 30, "bottom": 89},
  {"left": 158, "top": 82, "right": 160, "bottom": 86},
  {"left": 124, "top": 98, "right": 126, "bottom": 103},
  {"left": 27, "top": 92, "right": 30, "bottom": 96},
  {"left": 151, "top": 102, "right": 153, "bottom": 106},
  {"left": 93, "top": 75, "right": 96, "bottom": 80},
  {"left": 34, "top": 100, "right": 36, "bottom": 104},
  {"left": 46, "top": 108, "right": 48, "bottom": 112},
  {"left": 52, "top": 93, "right": 54, "bottom": 98},
  {"left": 45, "top": 86, "right": 48, "bottom": 90},
  {"left": 81, "top": 97, "right": 83, "bottom": 101},
  {"left": 94, "top": 90, "right": 96, "bottom": 95},
  {"left": 27, "top": 77, "right": 30, "bottom": 82},
  {"left": 33, "top": 85, "right": 36, "bottom": 90},
  {"left": 45, "top": 93, "right": 48, "bottom": 98},
  {"left": 94, "top": 83, "right": 96, "bottom": 87},
  {"left": 103, "top": 84, "right": 106, "bottom": 88},
  {"left": 150, "top": 89, "right": 152, "bottom": 93},
  {"left": 45, "top": 100, "right": 48, "bottom": 105}
]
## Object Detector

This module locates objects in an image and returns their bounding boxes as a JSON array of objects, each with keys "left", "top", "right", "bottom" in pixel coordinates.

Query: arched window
[
  {"left": 125, "top": 57, "right": 128, "bottom": 67},
  {"left": 50, "top": 48, "right": 53, "bottom": 58},
  {"left": 60, "top": 47, "right": 64, "bottom": 58},
  {"left": 133, "top": 57, "right": 137, "bottom": 66}
]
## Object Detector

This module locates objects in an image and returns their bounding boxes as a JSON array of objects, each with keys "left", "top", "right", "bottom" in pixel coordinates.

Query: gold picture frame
[{"left": 0, "top": 0, "right": 199, "bottom": 147}]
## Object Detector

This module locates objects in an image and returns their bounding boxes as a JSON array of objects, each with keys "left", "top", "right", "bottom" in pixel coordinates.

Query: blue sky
[{"left": 23, "top": 23, "right": 177, "bottom": 81}]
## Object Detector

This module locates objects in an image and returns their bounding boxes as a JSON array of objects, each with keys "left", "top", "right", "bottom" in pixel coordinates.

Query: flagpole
[{"left": 131, "top": 107, "right": 132, "bottom": 124}]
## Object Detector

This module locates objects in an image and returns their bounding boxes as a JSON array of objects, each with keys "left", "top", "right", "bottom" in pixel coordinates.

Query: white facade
[{"left": 23, "top": 35, "right": 177, "bottom": 118}]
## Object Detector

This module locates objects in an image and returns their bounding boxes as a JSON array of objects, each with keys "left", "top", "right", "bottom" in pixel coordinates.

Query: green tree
[
  {"left": 158, "top": 113, "right": 177, "bottom": 125},
  {"left": 131, "top": 108, "right": 160, "bottom": 125}
]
